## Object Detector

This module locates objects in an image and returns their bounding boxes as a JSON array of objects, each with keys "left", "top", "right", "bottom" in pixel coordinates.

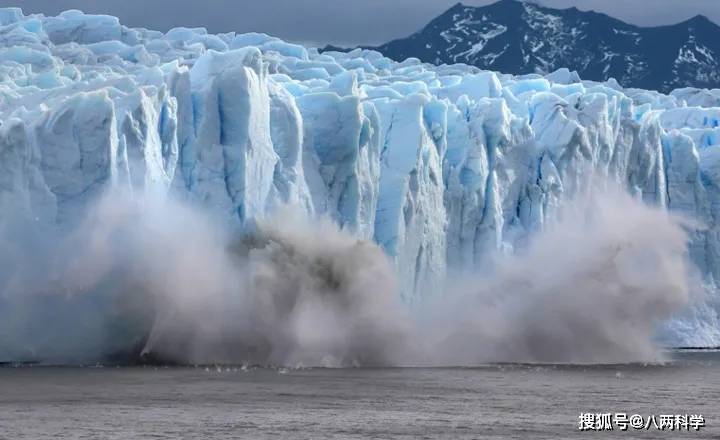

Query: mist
[
  {"left": 420, "top": 185, "right": 694, "bottom": 364},
  {"left": 0, "top": 183, "right": 696, "bottom": 366}
]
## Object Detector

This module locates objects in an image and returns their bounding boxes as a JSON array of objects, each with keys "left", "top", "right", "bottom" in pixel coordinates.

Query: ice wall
[{"left": 1, "top": 8, "right": 720, "bottom": 342}]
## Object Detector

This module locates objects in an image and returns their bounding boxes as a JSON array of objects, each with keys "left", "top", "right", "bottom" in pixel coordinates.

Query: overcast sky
[{"left": 3, "top": 0, "right": 720, "bottom": 46}]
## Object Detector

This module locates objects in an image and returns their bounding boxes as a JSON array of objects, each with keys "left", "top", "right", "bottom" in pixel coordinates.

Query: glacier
[{"left": 1, "top": 8, "right": 720, "bottom": 350}]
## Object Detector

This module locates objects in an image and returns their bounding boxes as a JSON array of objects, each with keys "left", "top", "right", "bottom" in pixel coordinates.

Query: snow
[
  {"left": 2, "top": 8, "right": 720, "bottom": 344},
  {"left": 456, "top": 24, "right": 508, "bottom": 59}
]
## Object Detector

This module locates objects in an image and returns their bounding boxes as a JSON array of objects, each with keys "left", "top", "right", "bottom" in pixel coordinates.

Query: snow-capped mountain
[
  {"left": 364, "top": 0, "right": 720, "bottom": 93},
  {"left": 2, "top": 7, "right": 720, "bottom": 353}
]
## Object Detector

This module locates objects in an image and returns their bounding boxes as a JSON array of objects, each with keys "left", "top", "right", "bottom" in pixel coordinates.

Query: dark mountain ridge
[{"left": 328, "top": 0, "right": 720, "bottom": 92}]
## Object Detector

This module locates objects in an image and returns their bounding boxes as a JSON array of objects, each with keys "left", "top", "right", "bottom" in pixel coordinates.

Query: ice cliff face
[{"left": 1, "top": 8, "right": 720, "bottom": 343}]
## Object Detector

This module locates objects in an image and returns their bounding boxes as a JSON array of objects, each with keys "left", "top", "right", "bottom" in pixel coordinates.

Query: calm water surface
[{"left": 1, "top": 351, "right": 719, "bottom": 439}]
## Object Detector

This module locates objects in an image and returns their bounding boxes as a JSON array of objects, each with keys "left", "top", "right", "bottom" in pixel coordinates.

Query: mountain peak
[
  {"left": 690, "top": 14, "right": 710, "bottom": 22},
  {"left": 447, "top": 2, "right": 466, "bottom": 11},
  {"left": 685, "top": 14, "right": 716, "bottom": 27},
  {"left": 439, "top": 2, "right": 469, "bottom": 17},
  {"left": 369, "top": 0, "right": 720, "bottom": 93}
]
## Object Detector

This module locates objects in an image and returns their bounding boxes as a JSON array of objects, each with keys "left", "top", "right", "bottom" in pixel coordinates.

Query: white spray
[{"left": 0, "top": 183, "right": 696, "bottom": 366}]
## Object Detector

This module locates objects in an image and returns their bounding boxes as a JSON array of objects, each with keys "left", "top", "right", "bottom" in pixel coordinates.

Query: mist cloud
[
  {"left": 0, "top": 179, "right": 699, "bottom": 366},
  {"left": 421, "top": 184, "right": 696, "bottom": 364}
]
